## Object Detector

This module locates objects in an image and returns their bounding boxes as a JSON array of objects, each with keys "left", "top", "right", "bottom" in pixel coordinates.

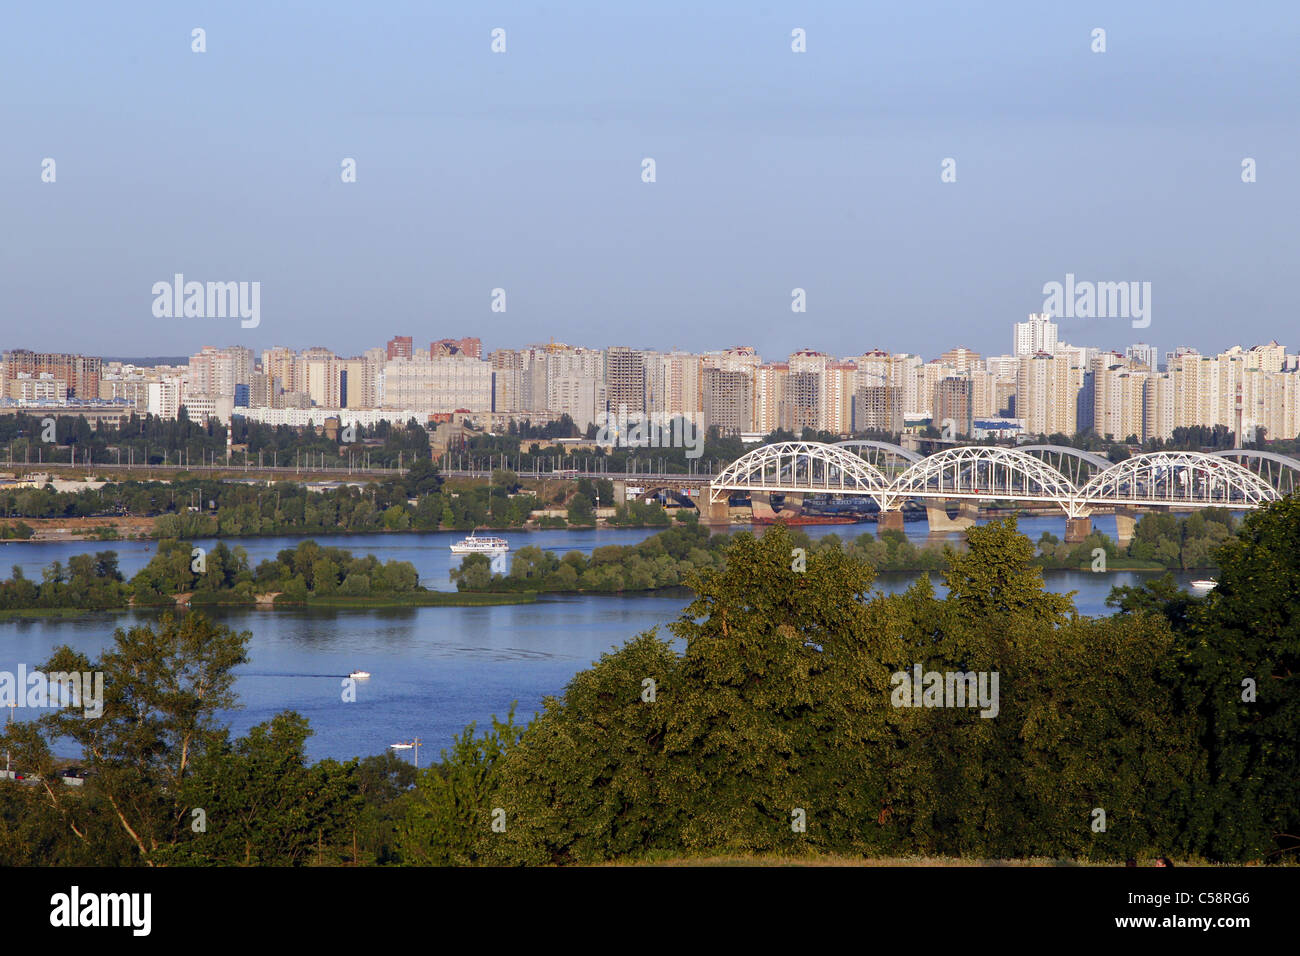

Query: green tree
[
  {"left": 397, "top": 708, "right": 522, "bottom": 865},
  {"left": 162, "top": 712, "right": 361, "bottom": 866},
  {"left": 4, "top": 614, "right": 250, "bottom": 864}
]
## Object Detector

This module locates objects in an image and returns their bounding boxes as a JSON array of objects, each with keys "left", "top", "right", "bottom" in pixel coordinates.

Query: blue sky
[{"left": 2, "top": 0, "right": 1297, "bottom": 360}]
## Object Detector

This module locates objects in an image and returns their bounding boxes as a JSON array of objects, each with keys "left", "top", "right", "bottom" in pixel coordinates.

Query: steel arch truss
[
  {"left": 1210, "top": 449, "right": 1300, "bottom": 497},
  {"left": 833, "top": 440, "right": 922, "bottom": 480},
  {"left": 709, "top": 441, "right": 890, "bottom": 504},
  {"left": 710, "top": 442, "right": 1284, "bottom": 517},
  {"left": 1079, "top": 451, "right": 1280, "bottom": 510},
  {"left": 886, "top": 445, "right": 1086, "bottom": 515},
  {"left": 1015, "top": 445, "right": 1113, "bottom": 487}
]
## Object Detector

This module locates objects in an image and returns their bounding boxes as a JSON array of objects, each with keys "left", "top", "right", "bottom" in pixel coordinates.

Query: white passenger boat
[
  {"left": 348, "top": 670, "right": 371, "bottom": 680},
  {"left": 1189, "top": 579, "right": 1217, "bottom": 592},
  {"left": 449, "top": 531, "right": 509, "bottom": 555}
]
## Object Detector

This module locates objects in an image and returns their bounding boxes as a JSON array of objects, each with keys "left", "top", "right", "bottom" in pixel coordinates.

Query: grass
[
  {"left": 0, "top": 589, "right": 538, "bottom": 618},
  {"left": 611, "top": 852, "right": 1210, "bottom": 867},
  {"left": 285, "top": 590, "right": 538, "bottom": 608},
  {"left": 0, "top": 606, "right": 131, "bottom": 619}
]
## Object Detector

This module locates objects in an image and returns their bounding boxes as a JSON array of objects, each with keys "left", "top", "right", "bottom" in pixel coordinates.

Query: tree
[
  {"left": 1176, "top": 496, "right": 1300, "bottom": 859},
  {"left": 397, "top": 708, "right": 522, "bottom": 865},
  {"left": 663, "top": 525, "right": 883, "bottom": 854},
  {"left": 480, "top": 636, "right": 682, "bottom": 865},
  {"left": 942, "top": 518, "right": 1073, "bottom": 627},
  {"left": 9, "top": 614, "right": 251, "bottom": 864},
  {"left": 161, "top": 712, "right": 361, "bottom": 866},
  {"left": 566, "top": 493, "right": 595, "bottom": 526}
]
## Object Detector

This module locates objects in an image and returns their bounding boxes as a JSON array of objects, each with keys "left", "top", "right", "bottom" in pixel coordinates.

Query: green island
[
  {"left": 450, "top": 508, "right": 1241, "bottom": 596},
  {"left": 0, "top": 539, "right": 533, "bottom": 615}
]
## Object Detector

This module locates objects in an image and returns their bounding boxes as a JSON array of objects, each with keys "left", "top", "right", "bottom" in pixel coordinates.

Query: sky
[{"left": 2, "top": 0, "right": 1298, "bottom": 362}]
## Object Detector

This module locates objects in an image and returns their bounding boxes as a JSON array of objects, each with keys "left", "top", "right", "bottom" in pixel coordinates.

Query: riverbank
[{"left": 0, "top": 589, "right": 537, "bottom": 619}]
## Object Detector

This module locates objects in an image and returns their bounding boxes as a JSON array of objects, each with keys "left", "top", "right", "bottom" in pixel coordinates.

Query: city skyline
[{"left": 6, "top": 310, "right": 1300, "bottom": 447}]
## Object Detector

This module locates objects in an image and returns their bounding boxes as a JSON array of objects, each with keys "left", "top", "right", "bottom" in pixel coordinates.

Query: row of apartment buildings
[{"left": 5, "top": 318, "right": 1300, "bottom": 442}]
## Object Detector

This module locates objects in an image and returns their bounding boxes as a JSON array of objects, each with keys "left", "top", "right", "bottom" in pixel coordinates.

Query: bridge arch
[
  {"left": 709, "top": 441, "right": 890, "bottom": 505},
  {"left": 887, "top": 445, "right": 1084, "bottom": 515},
  {"left": 1079, "top": 451, "right": 1281, "bottom": 510},
  {"left": 1210, "top": 449, "right": 1300, "bottom": 496},
  {"left": 833, "top": 440, "right": 923, "bottom": 462}
]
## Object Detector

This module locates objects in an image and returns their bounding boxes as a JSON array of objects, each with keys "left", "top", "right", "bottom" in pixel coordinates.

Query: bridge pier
[
  {"left": 702, "top": 495, "right": 732, "bottom": 528},
  {"left": 1065, "top": 516, "right": 1092, "bottom": 543},
  {"left": 876, "top": 511, "right": 905, "bottom": 535},
  {"left": 611, "top": 480, "right": 628, "bottom": 506},
  {"left": 924, "top": 499, "right": 979, "bottom": 533},
  {"left": 1114, "top": 510, "right": 1138, "bottom": 549},
  {"left": 750, "top": 491, "right": 803, "bottom": 521}
]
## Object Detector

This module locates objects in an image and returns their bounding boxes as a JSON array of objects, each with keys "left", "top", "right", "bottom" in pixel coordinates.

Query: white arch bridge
[{"left": 709, "top": 441, "right": 1295, "bottom": 539}]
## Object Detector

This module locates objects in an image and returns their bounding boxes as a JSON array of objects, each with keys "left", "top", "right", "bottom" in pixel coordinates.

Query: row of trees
[
  {"left": 0, "top": 540, "right": 422, "bottom": 610},
  {"left": 0, "top": 412, "right": 435, "bottom": 470},
  {"left": 451, "top": 522, "right": 728, "bottom": 593},
  {"left": 0, "top": 460, "right": 546, "bottom": 535}
]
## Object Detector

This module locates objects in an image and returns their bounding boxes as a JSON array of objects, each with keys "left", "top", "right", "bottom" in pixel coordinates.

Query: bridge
[{"left": 708, "top": 441, "right": 1297, "bottom": 541}]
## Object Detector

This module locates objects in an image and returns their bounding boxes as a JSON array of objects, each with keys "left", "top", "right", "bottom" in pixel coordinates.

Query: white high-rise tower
[{"left": 1014, "top": 313, "right": 1059, "bottom": 356}]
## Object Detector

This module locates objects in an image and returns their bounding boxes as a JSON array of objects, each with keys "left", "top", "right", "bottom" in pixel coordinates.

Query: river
[{"left": 0, "top": 517, "right": 1201, "bottom": 764}]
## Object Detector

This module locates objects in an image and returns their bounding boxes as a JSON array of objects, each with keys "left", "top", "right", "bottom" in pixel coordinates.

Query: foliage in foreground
[
  {"left": 453, "top": 511, "right": 1298, "bottom": 865},
  {"left": 4, "top": 500, "right": 1298, "bottom": 866}
]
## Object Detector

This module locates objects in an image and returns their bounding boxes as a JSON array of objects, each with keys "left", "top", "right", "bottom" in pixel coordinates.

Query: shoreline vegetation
[
  {"left": 450, "top": 510, "right": 1240, "bottom": 596},
  {"left": 0, "top": 507, "right": 1239, "bottom": 614},
  {"left": 0, "top": 508, "right": 1239, "bottom": 614},
  {"left": 0, "top": 468, "right": 682, "bottom": 540},
  {"left": 0, "top": 539, "right": 535, "bottom": 616}
]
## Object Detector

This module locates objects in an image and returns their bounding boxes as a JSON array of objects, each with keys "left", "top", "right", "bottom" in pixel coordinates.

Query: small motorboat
[
  {"left": 1189, "top": 579, "right": 1217, "bottom": 592},
  {"left": 348, "top": 669, "right": 371, "bottom": 680}
]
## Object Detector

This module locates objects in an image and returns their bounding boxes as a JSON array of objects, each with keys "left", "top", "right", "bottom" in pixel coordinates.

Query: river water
[{"left": 0, "top": 517, "right": 1202, "bottom": 764}]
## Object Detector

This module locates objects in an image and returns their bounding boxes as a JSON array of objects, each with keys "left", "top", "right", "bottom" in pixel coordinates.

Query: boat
[
  {"left": 1189, "top": 579, "right": 1217, "bottom": 592},
  {"left": 348, "top": 670, "right": 371, "bottom": 680},
  {"left": 389, "top": 742, "right": 413, "bottom": 750},
  {"left": 450, "top": 531, "right": 509, "bottom": 555}
]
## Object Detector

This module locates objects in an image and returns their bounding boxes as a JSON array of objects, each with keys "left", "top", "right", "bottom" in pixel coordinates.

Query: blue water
[{"left": 0, "top": 519, "right": 1189, "bottom": 764}]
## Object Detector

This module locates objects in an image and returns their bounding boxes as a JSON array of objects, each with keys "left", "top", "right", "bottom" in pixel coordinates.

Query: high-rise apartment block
[{"left": 1014, "top": 313, "right": 1058, "bottom": 356}]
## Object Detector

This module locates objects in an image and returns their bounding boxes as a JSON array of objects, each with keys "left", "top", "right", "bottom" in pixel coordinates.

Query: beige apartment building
[
  {"left": 1017, "top": 352, "right": 1081, "bottom": 436},
  {"left": 379, "top": 354, "right": 492, "bottom": 412}
]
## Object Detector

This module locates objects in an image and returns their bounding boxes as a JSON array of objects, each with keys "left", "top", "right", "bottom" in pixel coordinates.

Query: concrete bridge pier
[
  {"left": 876, "top": 511, "right": 905, "bottom": 536},
  {"left": 1114, "top": 510, "right": 1138, "bottom": 549},
  {"left": 924, "top": 499, "right": 979, "bottom": 533},
  {"left": 702, "top": 495, "right": 732, "bottom": 528},
  {"left": 750, "top": 491, "right": 803, "bottom": 521},
  {"left": 1065, "top": 516, "right": 1093, "bottom": 543}
]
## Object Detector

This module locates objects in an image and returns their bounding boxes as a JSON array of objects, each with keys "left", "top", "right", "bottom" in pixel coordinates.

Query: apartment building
[
  {"left": 2, "top": 350, "right": 102, "bottom": 399},
  {"left": 1014, "top": 313, "right": 1058, "bottom": 357},
  {"left": 702, "top": 367, "right": 754, "bottom": 436},
  {"left": 379, "top": 354, "right": 492, "bottom": 412}
]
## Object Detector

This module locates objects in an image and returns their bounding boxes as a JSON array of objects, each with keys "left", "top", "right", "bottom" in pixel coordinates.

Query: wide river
[{"left": 0, "top": 515, "right": 1202, "bottom": 764}]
